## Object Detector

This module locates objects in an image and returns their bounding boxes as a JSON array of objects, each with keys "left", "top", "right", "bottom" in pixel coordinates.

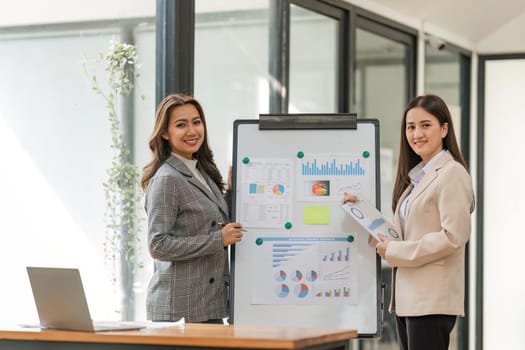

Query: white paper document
[
  {"left": 341, "top": 200, "right": 401, "bottom": 241},
  {"left": 251, "top": 235, "right": 359, "bottom": 305}
]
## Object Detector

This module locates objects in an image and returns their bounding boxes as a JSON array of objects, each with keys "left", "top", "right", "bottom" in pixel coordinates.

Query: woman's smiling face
[
  {"left": 162, "top": 103, "right": 204, "bottom": 159},
  {"left": 405, "top": 107, "right": 448, "bottom": 163}
]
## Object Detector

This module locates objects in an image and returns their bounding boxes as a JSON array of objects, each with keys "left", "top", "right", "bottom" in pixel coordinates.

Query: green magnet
[
  {"left": 347, "top": 235, "right": 355, "bottom": 243},
  {"left": 362, "top": 151, "right": 370, "bottom": 158},
  {"left": 242, "top": 157, "right": 250, "bottom": 164},
  {"left": 255, "top": 238, "right": 263, "bottom": 245},
  {"left": 284, "top": 222, "right": 292, "bottom": 229},
  {"left": 297, "top": 151, "right": 304, "bottom": 159}
]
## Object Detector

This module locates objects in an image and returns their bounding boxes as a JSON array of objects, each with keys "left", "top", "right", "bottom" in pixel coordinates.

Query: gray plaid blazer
[{"left": 145, "top": 155, "right": 230, "bottom": 322}]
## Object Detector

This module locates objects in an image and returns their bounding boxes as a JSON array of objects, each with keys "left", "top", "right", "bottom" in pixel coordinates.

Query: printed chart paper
[
  {"left": 296, "top": 153, "right": 372, "bottom": 203},
  {"left": 342, "top": 200, "right": 401, "bottom": 241},
  {"left": 251, "top": 235, "right": 359, "bottom": 305},
  {"left": 239, "top": 158, "right": 293, "bottom": 228}
]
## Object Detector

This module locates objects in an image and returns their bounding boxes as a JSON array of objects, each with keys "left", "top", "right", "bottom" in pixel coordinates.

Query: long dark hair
[
  {"left": 392, "top": 94, "right": 469, "bottom": 211},
  {"left": 140, "top": 93, "right": 225, "bottom": 192}
]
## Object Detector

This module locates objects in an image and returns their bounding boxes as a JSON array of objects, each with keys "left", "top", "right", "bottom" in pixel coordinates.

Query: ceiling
[{"left": 362, "top": 0, "right": 525, "bottom": 44}]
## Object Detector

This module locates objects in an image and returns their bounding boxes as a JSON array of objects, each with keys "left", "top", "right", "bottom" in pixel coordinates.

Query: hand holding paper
[
  {"left": 341, "top": 198, "right": 401, "bottom": 242},
  {"left": 375, "top": 235, "right": 389, "bottom": 259}
]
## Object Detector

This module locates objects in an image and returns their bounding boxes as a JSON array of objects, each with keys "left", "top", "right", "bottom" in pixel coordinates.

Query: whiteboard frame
[{"left": 229, "top": 117, "right": 382, "bottom": 337}]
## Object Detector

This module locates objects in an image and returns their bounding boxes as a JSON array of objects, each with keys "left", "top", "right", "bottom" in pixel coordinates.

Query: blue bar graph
[
  {"left": 272, "top": 243, "right": 312, "bottom": 267},
  {"left": 301, "top": 158, "right": 365, "bottom": 176},
  {"left": 322, "top": 247, "right": 350, "bottom": 263},
  {"left": 263, "top": 237, "right": 349, "bottom": 267}
]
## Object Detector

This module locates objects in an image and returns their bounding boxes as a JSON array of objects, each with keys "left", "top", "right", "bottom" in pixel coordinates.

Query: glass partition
[
  {"left": 0, "top": 15, "right": 155, "bottom": 323},
  {"left": 355, "top": 28, "right": 408, "bottom": 218},
  {"left": 425, "top": 45, "right": 463, "bottom": 144},
  {"left": 194, "top": 1, "right": 270, "bottom": 177},
  {"left": 289, "top": 4, "right": 338, "bottom": 113},
  {"left": 483, "top": 57, "right": 525, "bottom": 350}
]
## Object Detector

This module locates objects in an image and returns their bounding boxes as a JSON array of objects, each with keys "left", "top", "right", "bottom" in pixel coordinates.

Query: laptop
[{"left": 26, "top": 266, "right": 145, "bottom": 332}]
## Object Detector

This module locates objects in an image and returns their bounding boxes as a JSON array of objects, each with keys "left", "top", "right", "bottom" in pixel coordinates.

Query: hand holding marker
[
  {"left": 218, "top": 221, "right": 247, "bottom": 232},
  {"left": 218, "top": 221, "right": 247, "bottom": 246}
]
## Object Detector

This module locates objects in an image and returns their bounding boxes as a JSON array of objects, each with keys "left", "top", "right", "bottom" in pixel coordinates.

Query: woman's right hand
[
  {"left": 342, "top": 192, "right": 358, "bottom": 204},
  {"left": 343, "top": 192, "right": 378, "bottom": 246},
  {"left": 221, "top": 222, "right": 244, "bottom": 246}
]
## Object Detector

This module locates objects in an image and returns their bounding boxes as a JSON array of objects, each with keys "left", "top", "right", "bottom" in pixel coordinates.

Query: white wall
[
  {"left": 478, "top": 12, "right": 525, "bottom": 53},
  {"left": 483, "top": 59, "right": 525, "bottom": 350},
  {"left": 0, "top": 0, "right": 154, "bottom": 26}
]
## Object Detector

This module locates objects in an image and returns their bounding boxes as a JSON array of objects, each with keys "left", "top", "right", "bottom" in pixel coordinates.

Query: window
[
  {"left": 194, "top": 1, "right": 270, "bottom": 176},
  {"left": 0, "top": 14, "right": 155, "bottom": 323},
  {"left": 479, "top": 56, "right": 525, "bottom": 350},
  {"left": 355, "top": 23, "right": 415, "bottom": 217},
  {"left": 289, "top": 4, "right": 338, "bottom": 113}
]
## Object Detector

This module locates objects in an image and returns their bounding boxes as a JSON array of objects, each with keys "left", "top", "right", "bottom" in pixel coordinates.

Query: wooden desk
[{"left": 0, "top": 323, "right": 357, "bottom": 350}]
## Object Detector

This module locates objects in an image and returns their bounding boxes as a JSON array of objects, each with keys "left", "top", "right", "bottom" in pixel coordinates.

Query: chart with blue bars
[
  {"left": 322, "top": 246, "right": 350, "bottom": 263},
  {"left": 300, "top": 157, "right": 365, "bottom": 176},
  {"left": 251, "top": 236, "right": 358, "bottom": 304},
  {"left": 269, "top": 237, "right": 350, "bottom": 268}
]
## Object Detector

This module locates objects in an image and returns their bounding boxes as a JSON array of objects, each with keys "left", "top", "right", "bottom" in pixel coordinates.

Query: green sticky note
[{"left": 303, "top": 206, "right": 330, "bottom": 225}]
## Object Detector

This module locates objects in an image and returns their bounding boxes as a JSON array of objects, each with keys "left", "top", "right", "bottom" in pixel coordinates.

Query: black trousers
[
  {"left": 201, "top": 318, "right": 225, "bottom": 324},
  {"left": 395, "top": 314, "right": 456, "bottom": 350}
]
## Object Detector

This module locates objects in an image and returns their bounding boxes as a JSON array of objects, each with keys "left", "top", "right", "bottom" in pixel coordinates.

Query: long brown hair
[
  {"left": 391, "top": 94, "right": 469, "bottom": 211},
  {"left": 140, "top": 93, "right": 225, "bottom": 192}
]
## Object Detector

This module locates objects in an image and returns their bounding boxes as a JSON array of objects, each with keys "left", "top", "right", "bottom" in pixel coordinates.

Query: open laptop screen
[{"left": 26, "top": 266, "right": 143, "bottom": 332}]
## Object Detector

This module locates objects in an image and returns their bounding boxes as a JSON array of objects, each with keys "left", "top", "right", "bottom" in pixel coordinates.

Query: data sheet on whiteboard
[
  {"left": 238, "top": 151, "right": 374, "bottom": 307},
  {"left": 251, "top": 235, "right": 359, "bottom": 305},
  {"left": 238, "top": 158, "right": 293, "bottom": 228}
]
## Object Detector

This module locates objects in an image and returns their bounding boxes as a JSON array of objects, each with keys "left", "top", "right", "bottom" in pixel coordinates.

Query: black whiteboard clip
[{"left": 258, "top": 113, "right": 357, "bottom": 130}]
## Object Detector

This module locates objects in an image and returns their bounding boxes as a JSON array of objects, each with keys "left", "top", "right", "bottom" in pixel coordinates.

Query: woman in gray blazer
[
  {"left": 344, "top": 94, "right": 474, "bottom": 350},
  {"left": 140, "top": 94, "right": 244, "bottom": 324}
]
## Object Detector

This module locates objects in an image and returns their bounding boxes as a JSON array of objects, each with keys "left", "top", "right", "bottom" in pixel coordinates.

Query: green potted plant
[{"left": 85, "top": 40, "right": 143, "bottom": 320}]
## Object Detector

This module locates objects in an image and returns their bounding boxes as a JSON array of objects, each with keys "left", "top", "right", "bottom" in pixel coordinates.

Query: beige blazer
[{"left": 386, "top": 151, "right": 474, "bottom": 317}]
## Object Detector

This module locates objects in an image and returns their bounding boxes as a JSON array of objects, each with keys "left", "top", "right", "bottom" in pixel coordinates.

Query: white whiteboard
[{"left": 230, "top": 117, "right": 381, "bottom": 336}]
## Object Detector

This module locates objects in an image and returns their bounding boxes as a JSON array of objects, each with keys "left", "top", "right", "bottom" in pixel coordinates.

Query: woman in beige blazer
[
  {"left": 345, "top": 94, "right": 474, "bottom": 350},
  {"left": 140, "top": 94, "right": 244, "bottom": 323}
]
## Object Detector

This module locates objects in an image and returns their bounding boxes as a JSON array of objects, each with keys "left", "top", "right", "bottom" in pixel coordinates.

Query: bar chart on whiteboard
[{"left": 251, "top": 235, "right": 359, "bottom": 305}]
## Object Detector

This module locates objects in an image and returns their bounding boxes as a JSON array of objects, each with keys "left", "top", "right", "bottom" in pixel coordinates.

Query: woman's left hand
[{"left": 375, "top": 234, "right": 390, "bottom": 259}]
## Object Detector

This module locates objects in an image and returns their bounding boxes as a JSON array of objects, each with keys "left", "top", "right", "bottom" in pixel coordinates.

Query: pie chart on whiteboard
[
  {"left": 273, "top": 184, "right": 285, "bottom": 195},
  {"left": 276, "top": 284, "right": 290, "bottom": 298},
  {"left": 294, "top": 283, "right": 309, "bottom": 298}
]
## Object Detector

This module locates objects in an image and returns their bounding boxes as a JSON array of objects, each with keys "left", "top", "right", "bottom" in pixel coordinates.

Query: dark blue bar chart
[{"left": 301, "top": 158, "right": 365, "bottom": 176}]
